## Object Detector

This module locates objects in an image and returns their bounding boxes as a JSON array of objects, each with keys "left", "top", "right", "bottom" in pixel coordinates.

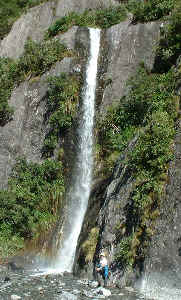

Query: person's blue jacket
[{"left": 97, "top": 263, "right": 109, "bottom": 278}]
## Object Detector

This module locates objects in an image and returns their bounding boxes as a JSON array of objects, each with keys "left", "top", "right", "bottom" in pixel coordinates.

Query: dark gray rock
[
  {"left": 55, "top": 0, "right": 120, "bottom": 18},
  {"left": 0, "top": 0, "right": 168, "bottom": 291},
  {"left": 0, "top": 1, "right": 55, "bottom": 59},
  {"left": 98, "top": 20, "right": 161, "bottom": 114},
  {"left": 143, "top": 118, "right": 181, "bottom": 278},
  {"left": 0, "top": 0, "right": 120, "bottom": 60},
  {"left": 0, "top": 57, "right": 73, "bottom": 189}
]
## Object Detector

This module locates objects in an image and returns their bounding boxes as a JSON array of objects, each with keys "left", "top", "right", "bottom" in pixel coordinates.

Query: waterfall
[{"left": 55, "top": 28, "right": 101, "bottom": 272}]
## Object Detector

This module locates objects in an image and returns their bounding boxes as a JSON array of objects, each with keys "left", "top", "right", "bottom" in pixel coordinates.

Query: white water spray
[
  {"left": 137, "top": 271, "right": 181, "bottom": 300},
  {"left": 54, "top": 28, "right": 100, "bottom": 272}
]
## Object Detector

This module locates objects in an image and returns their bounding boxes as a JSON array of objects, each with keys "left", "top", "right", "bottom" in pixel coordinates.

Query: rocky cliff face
[
  {"left": 98, "top": 20, "right": 160, "bottom": 114},
  {"left": 0, "top": 0, "right": 167, "bottom": 287},
  {"left": 73, "top": 17, "right": 161, "bottom": 285},
  {"left": 0, "top": 0, "right": 122, "bottom": 189},
  {"left": 142, "top": 73, "right": 181, "bottom": 285}
]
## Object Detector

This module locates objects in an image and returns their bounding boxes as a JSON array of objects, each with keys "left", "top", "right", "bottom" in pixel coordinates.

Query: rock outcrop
[
  {"left": 98, "top": 20, "right": 160, "bottom": 114},
  {"left": 142, "top": 74, "right": 181, "bottom": 283},
  {"left": 0, "top": 1, "right": 161, "bottom": 192},
  {"left": 74, "top": 20, "right": 161, "bottom": 285},
  {"left": 0, "top": 0, "right": 168, "bottom": 289},
  {"left": 0, "top": 58, "right": 73, "bottom": 188},
  {"left": 0, "top": 2, "right": 55, "bottom": 59}
]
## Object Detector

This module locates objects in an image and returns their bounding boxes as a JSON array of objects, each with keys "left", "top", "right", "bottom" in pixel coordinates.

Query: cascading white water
[{"left": 54, "top": 28, "right": 101, "bottom": 272}]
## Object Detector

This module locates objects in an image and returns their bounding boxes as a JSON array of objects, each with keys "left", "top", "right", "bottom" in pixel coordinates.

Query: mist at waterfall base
[
  {"left": 135, "top": 270, "right": 181, "bottom": 300},
  {"left": 38, "top": 28, "right": 100, "bottom": 275}
]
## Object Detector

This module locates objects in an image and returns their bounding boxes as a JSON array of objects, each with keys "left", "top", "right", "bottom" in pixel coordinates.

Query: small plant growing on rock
[
  {"left": 47, "top": 5, "right": 127, "bottom": 37},
  {"left": 81, "top": 227, "right": 100, "bottom": 262},
  {"left": 43, "top": 73, "right": 81, "bottom": 156}
]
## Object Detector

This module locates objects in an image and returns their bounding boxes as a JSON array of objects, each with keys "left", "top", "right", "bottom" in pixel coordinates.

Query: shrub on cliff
[
  {"left": 0, "top": 58, "right": 18, "bottom": 125},
  {"left": 47, "top": 6, "right": 127, "bottom": 37},
  {"left": 97, "top": 66, "right": 177, "bottom": 173},
  {"left": 0, "top": 39, "right": 70, "bottom": 126},
  {"left": 154, "top": 0, "right": 181, "bottom": 72},
  {"left": 0, "top": 0, "right": 50, "bottom": 39},
  {"left": 0, "top": 158, "right": 64, "bottom": 257},
  {"left": 17, "top": 39, "right": 70, "bottom": 77},
  {"left": 97, "top": 65, "right": 177, "bottom": 267},
  {"left": 43, "top": 73, "right": 81, "bottom": 156},
  {"left": 127, "top": 0, "right": 174, "bottom": 23}
]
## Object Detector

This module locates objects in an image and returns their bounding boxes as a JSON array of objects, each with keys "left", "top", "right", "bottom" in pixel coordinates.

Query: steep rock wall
[
  {"left": 0, "top": 0, "right": 119, "bottom": 60},
  {"left": 0, "top": 0, "right": 165, "bottom": 286},
  {"left": 142, "top": 74, "right": 181, "bottom": 284},
  {"left": 98, "top": 20, "right": 160, "bottom": 114},
  {"left": 0, "top": 1, "right": 55, "bottom": 59},
  {"left": 75, "top": 21, "right": 161, "bottom": 284},
  {"left": 0, "top": 1, "right": 161, "bottom": 190},
  {"left": 0, "top": 58, "right": 73, "bottom": 189}
]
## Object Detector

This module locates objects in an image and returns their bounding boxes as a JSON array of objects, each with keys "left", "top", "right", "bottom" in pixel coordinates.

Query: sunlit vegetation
[
  {"left": 97, "top": 65, "right": 178, "bottom": 266},
  {"left": 0, "top": 38, "right": 71, "bottom": 126},
  {"left": 126, "top": 0, "right": 174, "bottom": 23},
  {"left": 0, "top": 158, "right": 64, "bottom": 258},
  {"left": 81, "top": 227, "right": 100, "bottom": 263},
  {"left": 43, "top": 73, "right": 81, "bottom": 156},
  {"left": 47, "top": 6, "right": 127, "bottom": 37},
  {"left": 0, "top": 0, "right": 51, "bottom": 39}
]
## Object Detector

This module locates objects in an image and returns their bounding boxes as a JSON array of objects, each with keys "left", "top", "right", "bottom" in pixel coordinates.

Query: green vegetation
[
  {"left": 47, "top": 6, "right": 127, "bottom": 37},
  {"left": 0, "top": 38, "right": 70, "bottom": 126},
  {"left": 97, "top": 67, "right": 177, "bottom": 172},
  {"left": 81, "top": 227, "right": 99, "bottom": 263},
  {"left": 115, "top": 235, "right": 133, "bottom": 266},
  {"left": 1, "top": 0, "right": 176, "bottom": 41},
  {"left": 0, "top": 0, "right": 50, "bottom": 39},
  {"left": 0, "top": 158, "right": 64, "bottom": 258},
  {"left": 97, "top": 65, "right": 178, "bottom": 267},
  {"left": 47, "top": 0, "right": 176, "bottom": 38},
  {"left": 18, "top": 39, "right": 70, "bottom": 77},
  {"left": 127, "top": 0, "right": 174, "bottom": 23},
  {"left": 0, "top": 58, "right": 18, "bottom": 125},
  {"left": 43, "top": 73, "right": 81, "bottom": 156},
  {"left": 154, "top": 0, "right": 181, "bottom": 72}
]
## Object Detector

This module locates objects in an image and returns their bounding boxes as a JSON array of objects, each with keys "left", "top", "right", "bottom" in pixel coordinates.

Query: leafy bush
[
  {"left": 97, "top": 65, "right": 177, "bottom": 266},
  {"left": 116, "top": 235, "right": 133, "bottom": 266},
  {"left": 0, "top": 158, "right": 64, "bottom": 241},
  {"left": 154, "top": 0, "right": 181, "bottom": 72},
  {"left": 47, "top": 6, "right": 127, "bottom": 37},
  {"left": 0, "top": 0, "right": 50, "bottom": 39},
  {"left": 0, "top": 39, "right": 70, "bottom": 126},
  {"left": 122, "top": 67, "right": 177, "bottom": 125},
  {"left": 131, "top": 111, "right": 174, "bottom": 178},
  {"left": 127, "top": 0, "right": 174, "bottom": 23},
  {"left": 0, "top": 222, "right": 24, "bottom": 259},
  {"left": 0, "top": 58, "right": 19, "bottom": 125},
  {"left": 97, "top": 66, "right": 177, "bottom": 174},
  {"left": 43, "top": 73, "right": 81, "bottom": 155},
  {"left": 18, "top": 39, "right": 70, "bottom": 77}
]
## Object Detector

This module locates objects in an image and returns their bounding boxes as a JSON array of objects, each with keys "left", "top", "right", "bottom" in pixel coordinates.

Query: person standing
[{"left": 95, "top": 251, "right": 109, "bottom": 287}]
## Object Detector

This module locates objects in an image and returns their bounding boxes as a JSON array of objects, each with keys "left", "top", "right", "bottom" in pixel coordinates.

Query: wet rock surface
[
  {"left": 0, "top": 266, "right": 147, "bottom": 300},
  {"left": 98, "top": 21, "right": 161, "bottom": 114},
  {"left": 143, "top": 118, "right": 181, "bottom": 275},
  {"left": 0, "top": 57, "right": 73, "bottom": 189}
]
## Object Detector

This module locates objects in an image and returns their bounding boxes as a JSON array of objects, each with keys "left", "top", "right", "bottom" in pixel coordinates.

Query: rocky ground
[{"left": 0, "top": 262, "right": 148, "bottom": 300}]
